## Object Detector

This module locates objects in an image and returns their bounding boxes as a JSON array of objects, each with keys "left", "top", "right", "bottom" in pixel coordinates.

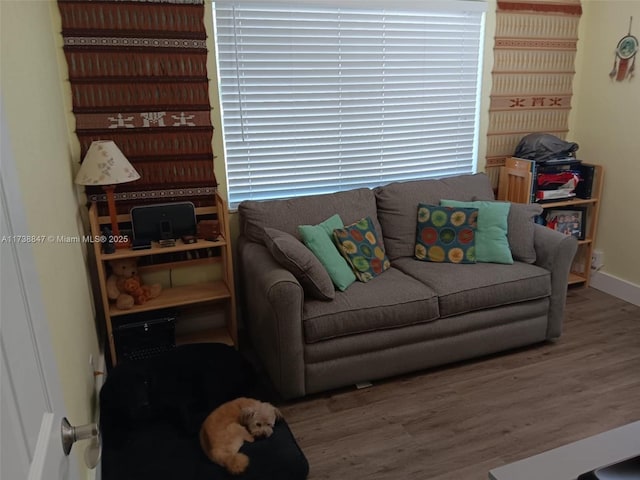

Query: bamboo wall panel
[
  {"left": 58, "top": 0, "right": 216, "bottom": 214},
  {"left": 486, "top": 1, "right": 582, "bottom": 187}
]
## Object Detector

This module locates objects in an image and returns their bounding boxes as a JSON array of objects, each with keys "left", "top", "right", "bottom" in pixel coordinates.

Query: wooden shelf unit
[
  {"left": 498, "top": 159, "right": 604, "bottom": 287},
  {"left": 89, "top": 192, "right": 236, "bottom": 366}
]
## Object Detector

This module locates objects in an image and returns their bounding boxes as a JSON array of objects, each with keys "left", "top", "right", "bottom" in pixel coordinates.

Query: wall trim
[{"left": 590, "top": 271, "right": 640, "bottom": 307}]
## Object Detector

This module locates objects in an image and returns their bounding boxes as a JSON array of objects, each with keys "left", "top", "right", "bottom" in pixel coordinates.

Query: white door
[{"left": 0, "top": 102, "right": 79, "bottom": 480}]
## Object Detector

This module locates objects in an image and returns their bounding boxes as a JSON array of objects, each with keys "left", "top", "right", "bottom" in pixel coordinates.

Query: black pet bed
[{"left": 100, "top": 343, "right": 309, "bottom": 480}]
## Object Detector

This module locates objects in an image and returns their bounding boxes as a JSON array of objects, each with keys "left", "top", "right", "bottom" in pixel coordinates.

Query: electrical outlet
[{"left": 591, "top": 249, "right": 604, "bottom": 270}]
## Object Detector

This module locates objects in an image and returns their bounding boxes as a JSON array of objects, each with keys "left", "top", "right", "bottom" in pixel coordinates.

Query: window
[{"left": 213, "top": 1, "right": 486, "bottom": 207}]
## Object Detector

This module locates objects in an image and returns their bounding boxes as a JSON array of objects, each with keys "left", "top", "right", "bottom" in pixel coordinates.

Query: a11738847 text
[{"left": 0, "top": 234, "right": 128, "bottom": 244}]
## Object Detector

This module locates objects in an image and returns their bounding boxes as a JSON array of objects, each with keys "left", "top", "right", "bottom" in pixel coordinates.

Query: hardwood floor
[{"left": 278, "top": 287, "right": 640, "bottom": 479}]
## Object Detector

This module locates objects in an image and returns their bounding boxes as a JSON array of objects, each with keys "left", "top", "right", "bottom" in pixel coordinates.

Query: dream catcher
[{"left": 610, "top": 17, "right": 638, "bottom": 81}]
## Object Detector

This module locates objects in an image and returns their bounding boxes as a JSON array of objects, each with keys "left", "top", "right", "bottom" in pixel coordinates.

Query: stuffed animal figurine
[{"left": 106, "top": 258, "right": 162, "bottom": 310}]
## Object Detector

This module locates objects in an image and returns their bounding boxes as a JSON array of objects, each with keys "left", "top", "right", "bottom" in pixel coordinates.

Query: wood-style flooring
[{"left": 278, "top": 287, "right": 640, "bottom": 480}]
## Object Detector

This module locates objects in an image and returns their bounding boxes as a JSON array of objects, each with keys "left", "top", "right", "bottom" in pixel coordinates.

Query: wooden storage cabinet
[
  {"left": 89, "top": 192, "right": 236, "bottom": 365},
  {"left": 498, "top": 159, "right": 604, "bottom": 287}
]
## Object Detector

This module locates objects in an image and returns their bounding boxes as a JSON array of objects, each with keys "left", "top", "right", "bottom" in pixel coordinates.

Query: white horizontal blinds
[{"left": 214, "top": 1, "right": 485, "bottom": 206}]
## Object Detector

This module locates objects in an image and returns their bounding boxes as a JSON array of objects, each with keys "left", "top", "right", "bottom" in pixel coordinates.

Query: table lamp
[{"left": 75, "top": 140, "right": 140, "bottom": 248}]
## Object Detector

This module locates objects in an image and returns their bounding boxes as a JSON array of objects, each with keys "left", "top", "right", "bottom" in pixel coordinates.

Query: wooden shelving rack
[
  {"left": 498, "top": 158, "right": 604, "bottom": 287},
  {"left": 88, "top": 192, "right": 236, "bottom": 365}
]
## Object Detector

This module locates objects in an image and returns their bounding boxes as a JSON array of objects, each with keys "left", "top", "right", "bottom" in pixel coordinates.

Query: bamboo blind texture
[
  {"left": 58, "top": 0, "right": 217, "bottom": 214},
  {"left": 485, "top": 0, "right": 582, "bottom": 189}
]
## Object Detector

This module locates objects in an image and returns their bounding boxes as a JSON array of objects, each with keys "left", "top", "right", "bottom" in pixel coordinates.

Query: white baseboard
[{"left": 589, "top": 271, "right": 640, "bottom": 307}]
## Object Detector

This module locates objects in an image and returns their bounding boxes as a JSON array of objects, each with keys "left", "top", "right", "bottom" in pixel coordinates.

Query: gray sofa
[{"left": 237, "top": 173, "right": 578, "bottom": 399}]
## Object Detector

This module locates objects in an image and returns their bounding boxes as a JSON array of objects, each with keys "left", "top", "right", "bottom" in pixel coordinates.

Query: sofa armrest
[
  {"left": 237, "top": 236, "right": 306, "bottom": 399},
  {"left": 533, "top": 224, "right": 578, "bottom": 338}
]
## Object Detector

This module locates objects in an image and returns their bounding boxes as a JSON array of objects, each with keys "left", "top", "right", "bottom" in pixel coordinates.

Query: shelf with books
[{"left": 498, "top": 159, "right": 604, "bottom": 287}]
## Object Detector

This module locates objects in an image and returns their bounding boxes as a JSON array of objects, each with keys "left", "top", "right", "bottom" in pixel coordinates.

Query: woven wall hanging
[
  {"left": 58, "top": 0, "right": 217, "bottom": 214},
  {"left": 485, "top": 0, "right": 582, "bottom": 189}
]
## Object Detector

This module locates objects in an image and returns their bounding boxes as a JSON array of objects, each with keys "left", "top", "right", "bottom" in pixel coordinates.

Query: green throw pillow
[
  {"left": 414, "top": 204, "right": 478, "bottom": 263},
  {"left": 440, "top": 199, "right": 513, "bottom": 264},
  {"left": 298, "top": 214, "right": 356, "bottom": 291},
  {"left": 333, "top": 216, "right": 391, "bottom": 282}
]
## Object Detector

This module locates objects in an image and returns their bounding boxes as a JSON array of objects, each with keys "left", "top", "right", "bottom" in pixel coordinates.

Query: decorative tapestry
[
  {"left": 485, "top": 0, "right": 582, "bottom": 189},
  {"left": 58, "top": 0, "right": 216, "bottom": 214}
]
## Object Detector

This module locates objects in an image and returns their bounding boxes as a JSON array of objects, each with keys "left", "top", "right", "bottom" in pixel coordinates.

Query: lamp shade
[{"left": 75, "top": 140, "right": 140, "bottom": 186}]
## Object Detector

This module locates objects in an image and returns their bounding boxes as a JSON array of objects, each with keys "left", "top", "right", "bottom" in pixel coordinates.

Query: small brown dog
[{"left": 199, "top": 397, "right": 281, "bottom": 475}]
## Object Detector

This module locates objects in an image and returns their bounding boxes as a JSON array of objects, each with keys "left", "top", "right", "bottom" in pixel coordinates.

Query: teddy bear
[{"left": 106, "top": 258, "right": 162, "bottom": 310}]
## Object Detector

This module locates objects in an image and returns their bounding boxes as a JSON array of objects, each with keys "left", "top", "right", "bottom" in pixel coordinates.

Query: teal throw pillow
[
  {"left": 298, "top": 214, "right": 356, "bottom": 291},
  {"left": 415, "top": 203, "right": 478, "bottom": 263},
  {"left": 333, "top": 216, "right": 391, "bottom": 282},
  {"left": 440, "top": 199, "right": 513, "bottom": 264}
]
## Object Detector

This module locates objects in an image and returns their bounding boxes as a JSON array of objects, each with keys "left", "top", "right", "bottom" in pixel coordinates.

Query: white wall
[{"left": 572, "top": 0, "right": 640, "bottom": 301}]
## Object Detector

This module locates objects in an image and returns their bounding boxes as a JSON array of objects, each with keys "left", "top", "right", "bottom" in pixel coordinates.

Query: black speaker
[{"left": 130, "top": 202, "right": 196, "bottom": 241}]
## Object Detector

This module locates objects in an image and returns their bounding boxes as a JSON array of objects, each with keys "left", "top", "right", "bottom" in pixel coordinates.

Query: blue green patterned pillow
[
  {"left": 440, "top": 199, "right": 513, "bottom": 264},
  {"left": 333, "top": 217, "right": 391, "bottom": 282},
  {"left": 414, "top": 203, "right": 478, "bottom": 263}
]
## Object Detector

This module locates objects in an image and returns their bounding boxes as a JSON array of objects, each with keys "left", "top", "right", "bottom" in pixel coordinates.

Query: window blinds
[{"left": 213, "top": 1, "right": 486, "bottom": 206}]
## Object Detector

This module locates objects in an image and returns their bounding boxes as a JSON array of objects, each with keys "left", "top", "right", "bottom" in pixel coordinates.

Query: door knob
[{"left": 61, "top": 417, "right": 101, "bottom": 468}]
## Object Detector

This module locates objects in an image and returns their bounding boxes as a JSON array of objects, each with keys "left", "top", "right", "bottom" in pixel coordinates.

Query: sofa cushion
[
  {"left": 440, "top": 199, "right": 513, "bottom": 264},
  {"left": 392, "top": 257, "right": 550, "bottom": 318},
  {"left": 303, "top": 299, "right": 550, "bottom": 366},
  {"left": 302, "top": 267, "right": 439, "bottom": 343},
  {"left": 263, "top": 227, "right": 335, "bottom": 300},
  {"left": 375, "top": 173, "right": 495, "bottom": 260},
  {"left": 238, "top": 188, "right": 384, "bottom": 250},
  {"left": 333, "top": 216, "right": 391, "bottom": 282},
  {"left": 507, "top": 202, "right": 544, "bottom": 263},
  {"left": 299, "top": 214, "right": 356, "bottom": 291},
  {"left": 414, "top": 203, "right": 478, "bottom": 263}
]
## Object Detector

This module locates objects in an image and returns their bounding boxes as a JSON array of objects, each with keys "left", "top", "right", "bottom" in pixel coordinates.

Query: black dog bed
[{"left": 100, "top": 343, "right": 309, "bottom": 480}]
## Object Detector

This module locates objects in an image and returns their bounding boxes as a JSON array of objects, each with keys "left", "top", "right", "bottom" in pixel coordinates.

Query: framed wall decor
[{"left": 544, "top": 207, "right": 587, "bottom": 240}]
